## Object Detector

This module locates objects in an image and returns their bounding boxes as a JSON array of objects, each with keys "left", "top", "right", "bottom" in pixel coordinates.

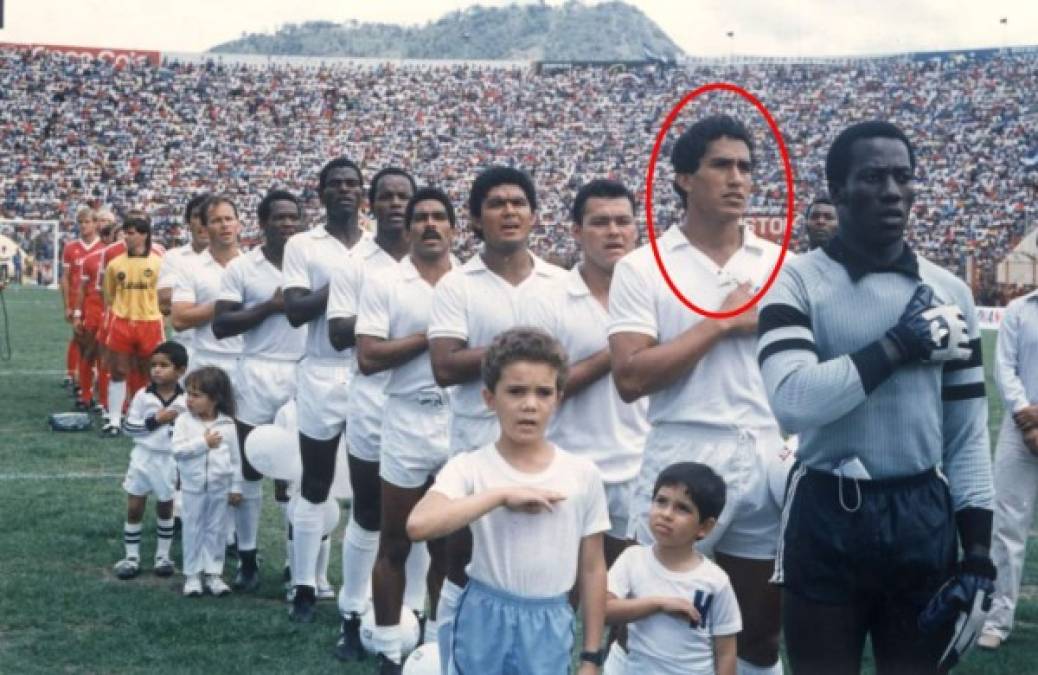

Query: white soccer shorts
[
  {"left": 380, "top": 392, "right": 451, "bottom": 489},
  {"left": 236, "top": 357, "right": 299, "bottom": 427},
  {"left": 122, "top": 447, "right": 177, "bottom": 502},
  {"left": 295, "top": 357, "right": 351, "bottom": 442}
]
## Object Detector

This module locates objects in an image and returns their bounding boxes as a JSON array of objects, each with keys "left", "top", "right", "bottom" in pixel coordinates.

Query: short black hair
[
  {"left": 200, "top": 194, "right": 239, "bottom": 226},
  {"left": 806, "top": 194, "right": 834, "bottom": 219},
  {"left": 670, "top": 115, "right": 755, "bottom": 206},
  {"left": 482, "top": 327, "right": 568, "bottom": 394},
  {"left": 468, "top": 166, "right": 538, "bottom": 220},
  {"left": 258, "top": 189, "right": 301, "bottom": 225},
  {"left": 122, "top": 209, "right": 153, "bottom": 255},
  {"left": 318, "top": 157, "right": 364, "bottom": 193},
  {"left": 152, "top": 340, "right": 189, "bottom": 369},
  {"left": 825, "top": 121, "right": 916, "bottom": 197},
  {"left": 368, "top": 167, "right": 416, "bottom": 205},
  {"left": 653, "top": 462, "right": 726, "bottom": 521},
  {"left": 571, "top": 179, "right": 636, "bottom": 225},
  {"left": 184, "top": 192, "right": 211, "bottom": 223},
  {"left": 406, "top": 187, "right": 456, "bottom": 229}
]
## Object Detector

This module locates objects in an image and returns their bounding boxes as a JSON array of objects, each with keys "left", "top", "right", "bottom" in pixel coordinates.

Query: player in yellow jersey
[{"left": 102, "top": 211, "right": 165, "bottom": 436}]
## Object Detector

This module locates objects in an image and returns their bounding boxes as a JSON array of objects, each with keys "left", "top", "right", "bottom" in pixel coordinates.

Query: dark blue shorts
[{"left": 773, "top": 463, "right": 956, "bottom": 606}]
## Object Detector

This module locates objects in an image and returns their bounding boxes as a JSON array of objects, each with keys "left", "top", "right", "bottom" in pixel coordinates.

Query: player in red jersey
[
  {"left": 73, "top": 216, "right": 120, "bottom": 411},
  {"left": 62, "top": 207, "right": 104, "bottom": 392}
]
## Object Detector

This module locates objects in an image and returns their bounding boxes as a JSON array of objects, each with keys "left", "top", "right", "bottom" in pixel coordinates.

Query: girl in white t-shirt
[{"left": 606, "top": 462, "right": 741, "bottom": 675}]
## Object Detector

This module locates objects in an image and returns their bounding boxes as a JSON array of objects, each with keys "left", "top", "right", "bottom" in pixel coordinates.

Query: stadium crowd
[{"left": 0, "top": 46, "right": 1035, "bottom": 296}]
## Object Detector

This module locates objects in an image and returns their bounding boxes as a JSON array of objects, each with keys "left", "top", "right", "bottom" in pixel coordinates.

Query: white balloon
[
  {"left": 360, "top": 605, "right": 421, "bottom": 658},
  {"left": 768, "top": 436, "right": 798, "bottom": 507},
  {"left": 244, "top": 424, "right": 301, "bottom": 481},
  {"left": 286, "top": 495, "right": 341, "bottom": 536},
  {"left": 402, "top": 643, "right": 440, "bottom": 675}
]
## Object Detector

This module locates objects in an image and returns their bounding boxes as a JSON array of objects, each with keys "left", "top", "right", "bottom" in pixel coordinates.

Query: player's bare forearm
[
  {"left": 605, "top": 595, "right": 666, "bottom": 624},
  {"left": 578, "top": 534, "right": 607, "bottom": 652},
  {"left": 564, "top": 349, "right": 611, "bottom": 399},
  {"left": 284, "top": 286, "right": 329, "bottom": 327},
  {"left": 328, "top": 315, "right": 358, "bottom": 351},
  {"left": 212, "top": 299, "right": 277, "bottom": 339},
  {"left": 714, "top": 635, "right": 737, "bottom": 675},
  {"left": 430, "top": 338, "right": 485, "bottom": 387},
  {"left": 356, "top": 333, "right": 428, "bottom": 375},
  {"left": 406, "top": 489, "right": 506, "bottom": 541},
  {"left": 171, "top": 301, "right": 216, "bottom": 331},
  {"left": 610, "top": 321, "right": 726, "bottom": 403},
  {"left": 157, "top": 287, "right": 173, "bottom": 316}
]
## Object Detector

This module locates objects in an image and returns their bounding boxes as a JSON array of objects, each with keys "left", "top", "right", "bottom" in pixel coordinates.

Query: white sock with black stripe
[
  {"left": 124, "top": 521, "right": 141, "bottom": 560},
  {"left": 156, "top": 517, "right": 175, "bottom": 559}
]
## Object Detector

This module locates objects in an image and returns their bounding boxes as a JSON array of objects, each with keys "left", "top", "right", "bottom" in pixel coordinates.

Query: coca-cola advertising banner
[{"left": 0, "top": 41, "right": 160, "bottom": 67}]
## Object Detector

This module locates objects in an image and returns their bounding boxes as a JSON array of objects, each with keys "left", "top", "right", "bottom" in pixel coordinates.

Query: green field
[{"left": 1, "top": 285, "right": 1035, "bottom": 674}]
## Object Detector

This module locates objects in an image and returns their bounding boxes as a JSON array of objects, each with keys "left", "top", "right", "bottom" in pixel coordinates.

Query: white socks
[
  {"left": 108, "top": 380, "right": 126, "bottom": 426},
  {"left": 737, "top": 658, "right": 783, "bottom": 675},
  {"left": 403, "top": 541, "right": 431, "bottom": 613},
  {"left": 123, "top": 521, "right": 141, "bottom": 559},
  {"left": 371, "top": 623, "right": 402, "bottom": 665},
  {"left": 234, "top": 482, "right": 263, "bottom": 551},
  {"left": 338, "top": 516, "right": 380, "bottom": 615},
  {"left": 291, "top": 497, "right": 325, "bottom": 589},
  {"left": 156, "top": 517, "right": 175, "bottom": 559},
  {"left": 317, "top": 535, "right": 331, "bottom": 585}
]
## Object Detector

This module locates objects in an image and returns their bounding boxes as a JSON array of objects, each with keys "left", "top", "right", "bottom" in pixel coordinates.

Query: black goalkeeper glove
[
  {"left": 886, "top": 284, "right": 971, "bottom": 363},
  {"left": 918, "top": 554, "right": 996, "bottom": 672}
]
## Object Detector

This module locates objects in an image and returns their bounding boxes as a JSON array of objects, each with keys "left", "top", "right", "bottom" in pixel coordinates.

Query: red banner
[
  {"left": 746, "top": 214, "right": 788, "bottom": 244},
  {"left": 0, "top": 41, "right": 160, "bottom": 67}
]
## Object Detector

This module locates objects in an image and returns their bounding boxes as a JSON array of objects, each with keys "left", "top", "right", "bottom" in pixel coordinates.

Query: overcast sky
[{"left": 0, "top": 0, "right": 1033, "bottom": 57}]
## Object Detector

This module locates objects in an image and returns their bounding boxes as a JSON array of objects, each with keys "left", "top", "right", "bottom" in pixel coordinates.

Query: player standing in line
[
  {"left": 409, "top": 327, "right": 609, "bottom": 675},
  {"left": 171, "top": 194, "right": 244, "bottom": 376},
  {"left": 608, "top": 115, "right": 786, "bottom": 675},
  {"left": 803, "top": 195, "right": 838, "bottom": 250},
  {"left": 981, "top": 288, "right": 1038, "bottom": 649},
  {"left": 73, "top": 218, "right": 119, "bottom": 413},
  {"left": 326, "top": 167, "right": 423, "bottom": 660},
  {"left": 520, "top": 178, "right": 647, "bottom": 568},
  {"left": 212, "top": 189, "right": 305, "bottom": 592},
  {"left": 282, "top": 157, "right": 369, "bottom": 624},
  {"left": 113, "top": 341, "right": 188, "bottom": 581},
  {"left": 355, "top": 187, "right": 457, "bottom": 673},
  {"left": 759, "top": 121, "right": 993, "bottom": 673},
  {"left": 101, "top": 212, "right": 167, "bottom": 437},
  {"left": 158, "top": 192, "right": 212, "bottom": 362},
  {"left": 62, "top": 206, "right": 103, "bottom": 393},
  {"left": 428, "top": 166, "right": 567, "bottom": 669}
]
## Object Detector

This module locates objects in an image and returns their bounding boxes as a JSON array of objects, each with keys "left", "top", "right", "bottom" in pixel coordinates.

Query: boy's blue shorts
[{"left": 450, "top": 578, "right": 575, "bottom": 675}]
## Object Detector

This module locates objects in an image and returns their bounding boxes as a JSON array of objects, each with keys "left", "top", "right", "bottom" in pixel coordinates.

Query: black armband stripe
[
  {"left": 758, "top": 303, "right": 812, "bottom": 336},
  {"left": 943, "top": 338, "right": 983, "bottom": 373},
  {"left": 942, "top": 382, "right": 986, "bottom": 401},
  {"left": 850, "top": 340, "right": 896, "bottom": 395},
  {"left": 758, "top": 338, "right": 817, "bottom": 366}
]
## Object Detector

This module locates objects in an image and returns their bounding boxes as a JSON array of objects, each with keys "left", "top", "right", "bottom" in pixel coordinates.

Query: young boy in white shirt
[
  {"left": 113, "top": 341, "right": 188, "bottom": 580},
  {"left": 607, "top": 462, "right": 741, "bottom": 675},
  {"left": 408, "top": 327, "right": 610, "bottom": 674}
]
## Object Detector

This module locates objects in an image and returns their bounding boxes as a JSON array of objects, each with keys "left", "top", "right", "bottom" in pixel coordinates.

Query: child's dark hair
[
  {"left": 653, "top": 462, "right": 726, "bottom": 521},
  {"left": 482, "top": 327, "right": 568, "bottom": 393},
  {"left": 152, "top": 341, "right": 188, "bottom": 370},
  {"left": 184, "top": 366, "right": 236, "bottom": 417}
]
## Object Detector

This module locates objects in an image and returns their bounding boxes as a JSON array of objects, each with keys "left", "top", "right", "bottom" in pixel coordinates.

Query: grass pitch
[{"left": 0, "top": 285, "right": 1034, "bottom": 674}]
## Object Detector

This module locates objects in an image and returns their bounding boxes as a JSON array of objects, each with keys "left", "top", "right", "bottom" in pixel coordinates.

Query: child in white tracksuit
[{"left": 172, "top": 365, "right": 241, "bottom": 597}]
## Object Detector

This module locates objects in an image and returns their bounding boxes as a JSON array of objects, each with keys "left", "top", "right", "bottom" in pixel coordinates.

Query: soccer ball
[
  {"left": 402, "top": 643, "right": 440, "bottom": 675},
  {"left": 359, "top": 605, "right": 421, "bottom": 658}
]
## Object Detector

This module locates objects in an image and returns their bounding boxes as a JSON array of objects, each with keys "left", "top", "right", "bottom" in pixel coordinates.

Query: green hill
[{"left": 209, "top": 1, "right": 683, "bottom": 61}]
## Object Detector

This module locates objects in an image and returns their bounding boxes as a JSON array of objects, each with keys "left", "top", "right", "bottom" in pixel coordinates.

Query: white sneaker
[
  {"left": 183, "top": 574, "right": 203, "bottom": 597},
  {"left": 977, "top": 632, "right": 1003, "bottom": 650},
  {"left": 317, "top": 578, "right": 335, "bottom": 600},
  {"left": 205, "top": 574, "right": 231, "bottom": 597}
]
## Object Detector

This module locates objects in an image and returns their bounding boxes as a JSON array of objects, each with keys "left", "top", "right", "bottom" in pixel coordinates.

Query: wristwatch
[{"left": 579, "top": 649, "right": 607, "bottom": 666}]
